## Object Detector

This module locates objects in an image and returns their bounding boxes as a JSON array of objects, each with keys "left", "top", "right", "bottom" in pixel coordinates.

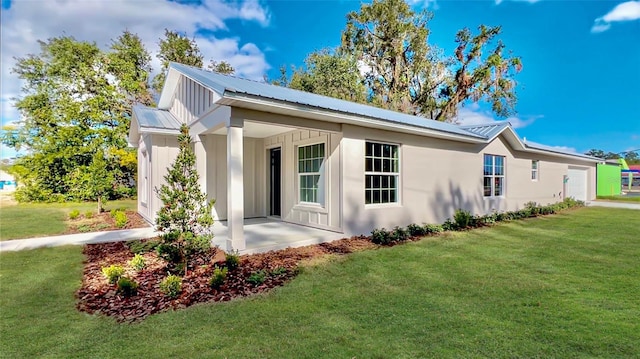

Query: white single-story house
[{"left": 129, "top": 62, "right": 600, "bottom": 251}]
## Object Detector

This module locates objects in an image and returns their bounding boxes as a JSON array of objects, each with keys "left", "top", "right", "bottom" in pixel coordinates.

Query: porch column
[
  {"left": 193, "top": 136, "right": 207, "bottom": 196},
  {"left": 226, "top": 118, "right": 245, "bottom": 251}
]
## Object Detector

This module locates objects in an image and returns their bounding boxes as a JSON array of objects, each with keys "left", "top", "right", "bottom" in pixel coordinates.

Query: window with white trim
[
  {"left": 483, "top": 154, "right": 505, "bottom": 197},
  {"left": 531, "top": 160, "right": 539, "bottom": 181},
  {"left": 298, "top": 143, "right": 325, "bottom": 205},
  {"left": 365, "top": 141, "right": 399, "bottom": 204}
]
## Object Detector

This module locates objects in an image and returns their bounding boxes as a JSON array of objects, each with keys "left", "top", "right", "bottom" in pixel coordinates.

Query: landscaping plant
[
  {"left": 101, "top": 264, "right": 125, "bottom": 284},
  {"left": 159, "top": 275, "right": 182, "bottom": 298},
  {"left": 154, "top": 124, "right": 216, "bottom": 274}
]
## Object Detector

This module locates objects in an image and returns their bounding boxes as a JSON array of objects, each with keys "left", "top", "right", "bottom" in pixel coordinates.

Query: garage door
[{"left": 566, "top": 168, "right": 588, "bottom": 201}]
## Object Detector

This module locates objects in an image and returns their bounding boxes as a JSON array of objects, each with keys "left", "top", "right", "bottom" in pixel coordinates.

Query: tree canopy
[{"left": 283, "top": 0, "right": 522, "bottom": 122}]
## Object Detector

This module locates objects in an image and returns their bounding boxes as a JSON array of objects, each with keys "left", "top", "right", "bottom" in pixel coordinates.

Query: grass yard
[
  {"left": 597, "top": 194, "right": 640, "bottom": 202},
  {"left": 0, "top": 199, "right": 137, "bottom": 240},
  {"left": 1, "top": 207, "right": 638, "bottom": 358}
]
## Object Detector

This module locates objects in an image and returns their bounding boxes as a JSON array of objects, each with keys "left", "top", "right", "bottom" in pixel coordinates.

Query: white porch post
[
  {"left": 226, "top": 118, "right": 245, "bottom": 251},
  {"left": 193, "top": 136, "right": 207, "bottom": 196}
]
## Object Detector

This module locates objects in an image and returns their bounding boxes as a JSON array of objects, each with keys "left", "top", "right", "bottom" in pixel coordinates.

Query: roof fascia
[{"left": 220, "top": 93, "right": 487, "bottom": 144}]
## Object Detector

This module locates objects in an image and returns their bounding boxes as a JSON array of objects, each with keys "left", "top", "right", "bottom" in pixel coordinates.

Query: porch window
[
  {"left": 484, "top": 154, "right": 505, "bottom": 197},
  {"left": 298, "top": 143, "right": 325, "bottom": 205},
  {"left": 365, "top": 141, "right": 399, "bottom": 204}
]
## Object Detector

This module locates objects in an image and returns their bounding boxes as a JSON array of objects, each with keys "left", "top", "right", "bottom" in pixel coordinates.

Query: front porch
[{"left": 211, "top": 218, "right": 345, "bottom": 255}]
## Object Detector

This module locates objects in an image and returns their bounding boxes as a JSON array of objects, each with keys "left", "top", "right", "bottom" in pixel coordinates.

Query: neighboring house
[
  {"left": 0, "top": 170, "right": 16, "bottom": 191},
  {"left": 129, "top": 62, "right": 600, "bottom": 251}
]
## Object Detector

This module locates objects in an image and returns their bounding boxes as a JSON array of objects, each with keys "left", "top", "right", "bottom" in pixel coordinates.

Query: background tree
[
  {"left": 2, "top": 32, "right": 152, "bottom": 202},
  {"left": 585, "top": 149, "right": 621, "bottom": 160},
  {"left": 152, "top": 29, "right": 204, "bottom": 93},
  {"left": 208, "top": 60, "right": 235, "bottom": 75},
  {"left": 70, "top": 152, "right": 114, "bottom": 212},
  {"left": 155, "top": 124, "right": 215, "bottom": 274},
  {"left": 435, "top": 25, "right": 522, "bottom": 121},
  {"left": 624, "top": 150, "right": 639, "bottom": 164},
  {"left": 288, "top": 49, "right": 367, "bottom": 104},
  {"left": 277, "top": 0, "right": 522, "bottom": 122}
]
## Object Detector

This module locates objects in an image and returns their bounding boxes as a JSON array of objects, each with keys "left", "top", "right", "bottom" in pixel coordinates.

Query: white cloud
[
  {"left": 591, "top": 1, "right": 640, "bottom": 33},
  {"left": 0, "top": 0, "right": 272, "bottom": 141},
  {"left": 406, "top": 0, "right": 439, "bottom": 9},
  {"left": 455, "top": 103, "right": 539, "bottom": 129}
]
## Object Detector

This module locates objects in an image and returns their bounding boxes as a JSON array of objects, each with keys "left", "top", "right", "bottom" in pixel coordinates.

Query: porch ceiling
[{"left": 210, "top": 120, "right": 295, "bottom": 138}]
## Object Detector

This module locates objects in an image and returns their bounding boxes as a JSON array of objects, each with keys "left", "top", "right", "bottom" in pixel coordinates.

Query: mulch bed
[
  {"left": 76, "top": 236, "right": 376, "bottom": 322},
  {"left": 66, "top": 211, "right": 150, "bottom": 234}
]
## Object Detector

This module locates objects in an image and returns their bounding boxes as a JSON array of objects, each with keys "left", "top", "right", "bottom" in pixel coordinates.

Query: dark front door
[{"left": 270, "top": 147, "right": 282, "bottom": 216}]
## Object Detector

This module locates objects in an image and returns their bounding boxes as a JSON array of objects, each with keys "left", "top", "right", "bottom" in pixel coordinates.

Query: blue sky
[{"left": 1, "top": 0, "right": 639, "bottom": 159}]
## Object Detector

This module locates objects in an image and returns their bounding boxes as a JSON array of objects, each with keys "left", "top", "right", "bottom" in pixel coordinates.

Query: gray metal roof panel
[
  {"left": 169, "top": 62, "right": 485, "bottom": 139},
  {"left": 524, "top": 140, "right": 601, "bottom": 161},
  {"left": 459, "top": 122, "right": 510, "bottom": 139},
  {"left": 133, "top": 105, "right": 181, "bottom": 130}
]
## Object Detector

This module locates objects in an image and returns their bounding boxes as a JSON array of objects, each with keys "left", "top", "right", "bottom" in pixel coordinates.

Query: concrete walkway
[
  {"left": 0, "top": 227, "right": 160, "bottom": 252},
  {"left": 586, "top": 201, "right": 640, "bottom": 210},
  {"left": 0, "top": 218, "right": 345, "bottom": 254}
]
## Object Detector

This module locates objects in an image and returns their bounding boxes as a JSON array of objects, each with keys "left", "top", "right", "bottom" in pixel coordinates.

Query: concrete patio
[
  {"left": 0, "top": 218, "right": 347, "bottom": 253},
  {"left": 212, "top": 218, "right": 346, "bottom": 254}
]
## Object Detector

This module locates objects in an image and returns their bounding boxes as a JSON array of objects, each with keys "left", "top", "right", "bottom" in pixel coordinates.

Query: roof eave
[{"left": 220, "top": 92, "right": 487, "bottom": 144}]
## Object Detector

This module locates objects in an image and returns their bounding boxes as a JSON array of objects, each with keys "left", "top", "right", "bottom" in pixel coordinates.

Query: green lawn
[
  {"left": 0, "top": 199, "right": 137, "bottom": 240},
  {"left": 1, "top": 207, "right": 638, "bottom": 358},
  {"left": 597, "top": 194, "right": 640, "bottom": 202}
]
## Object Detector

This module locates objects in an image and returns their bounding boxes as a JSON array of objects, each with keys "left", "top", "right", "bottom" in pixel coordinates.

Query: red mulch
[
  {"left": 76, "top": 236, "right": 376, "bottom": 322},
  {"left": 66, "top": 211, "right": 150, "bottom": 234}
]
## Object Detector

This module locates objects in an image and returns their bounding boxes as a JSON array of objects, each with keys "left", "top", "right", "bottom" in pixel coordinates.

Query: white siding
[{"left": 169, "top": 77, "right": 215, "bottom": 124}]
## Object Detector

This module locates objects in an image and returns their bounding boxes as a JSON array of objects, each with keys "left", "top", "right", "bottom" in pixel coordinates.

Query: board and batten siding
[
  {"left": 203, "top": 135, "right": 266, "bottom": 220},
  {"left": 262, "top": 129, "right": 342, "bottom": 232},
  {"left": 169, "top": 76, "right": 216, "bottom": 124}
]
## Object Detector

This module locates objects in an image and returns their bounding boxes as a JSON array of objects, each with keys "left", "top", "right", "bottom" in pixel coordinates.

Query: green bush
[
  {"left": 84, "top": 210, "right": 94, "bottom": 219},
  {"left": 390, "top": 226, "right": 409, "bottom": 242},
  {"left": 157, "top": 243, "right": 183, "bottom": 264},
  {"left": 209, "top": 267, "right": 228, "bottom": 289},
  {"left": 406, "top": 223, "right": 426, "bottom": 237},
  {"left": 423, "top": 224, "right": 443, "bottom": 234},
  {"left": 371, "top": 228, "right": 392, "bottom": 245},
  {"left": 247, "top": 270, "right": 266, "bottom": 285},
  {"left": 112, "top": 210, "right": 127, "bottom": 228},
  {"left": 159, "top": 275, "right": 182, "bottom": 298},
  {"left": 101, "top": 264, "right": 125, "bottom": 284},
  {"left": 271, "top": 267, "right": 287, "bottom": 276},
  {"left": 129, "top": 254, "right": 146, "bottom": 271},
  {"left": 441, "top": 219, "right": 456, "bottom": 231},
  {"left": 68, "top": 210, "right": 80, "bottom": 220},
  {"left": 117, "top": 277, "right": 138, "bottom": 297},
  {"left": 225, "top": 251, "right": 241, "bottom": 270},
  {"left": 127, "top": 239, "right": 160, "bottom": 254},
  {"left": 453, "top": 209, "right": 473, "bottom": 230}
]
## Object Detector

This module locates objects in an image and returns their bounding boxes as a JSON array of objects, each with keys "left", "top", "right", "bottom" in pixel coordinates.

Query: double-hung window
[
  {"left": 298, "top": 143, "right": 325, "bottom": 205},
  {"left": 531, "top": 160, "right": 539, "bottom": 181},
  {"left": 483, "top": 154, "right": 505, "bottom": 197},
  {"left": 365, "top": 141, "right": 399, "bottom": 204}
]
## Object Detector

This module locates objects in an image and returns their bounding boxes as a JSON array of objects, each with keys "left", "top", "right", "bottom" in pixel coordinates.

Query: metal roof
[
  {"left": 133, "top": 105, "right": 181, "bottom": 130},
  {"left": 459, "top": 122, "right": 511, "bottom": 140},
  {"left": 523, "top": 140, "right": 600, "bottom": 161},
  {"left": 169, "top": 62, "right": 484, "bottom": 139}
]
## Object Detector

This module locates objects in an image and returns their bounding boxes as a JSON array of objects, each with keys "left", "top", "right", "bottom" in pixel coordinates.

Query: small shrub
[
  {"left": 225, "top": 251, "right": 241, "bottom": 270},
  {"left": 423, "top": 224, "right": 443, "bottom": 234},
  {"left": 84, "top": 210, "right": 94, "bottom": 219},
  {"left": 271, "top": 267, "right": 287, "bottom": 276},
  {"left": 407, "top": 223, "right": 426, "bottom": 237},
  {"left": 209, "top": 267, "right": 228, "bottom": 289},
  {"left": 453, "top": 209, "right": 473, "bottom": 230},
  {"left": 390, "top": 226, "right": 409, "bottom": 242},
  {"left": 101, "top": 264, "right": 125, "bottom": 284},
  {"left": 159, "top": 275, "right": 182, "bottom": 298},
  {"left": 77, "top": 224, "right": 92, "bottom": 233},
  {"left": 117, "top": 277, "right": 138, "bottom": 297},
  {"left": 129, "top": 254, "right": 146, "bottom": 271},
  {"left": 371, "top": 228, "right": 392, "bottom": 245},
  {"left": 68, "top": 210, "right": 80, "bottom": 220},
  {"left": 128, "top": 239, "right": 161, "bottom": 254},
  {"left": 441, "top": 219, "right": 456, "bottom": 231},
  {"left": 157, "top": 243, "right": 183, "bottom": 264},
  {"left": 113, "top": 211, "right": 127, "bottom": 228},
  {"left": 247, "top": 270, "right": 266, "bottom": 285}
]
